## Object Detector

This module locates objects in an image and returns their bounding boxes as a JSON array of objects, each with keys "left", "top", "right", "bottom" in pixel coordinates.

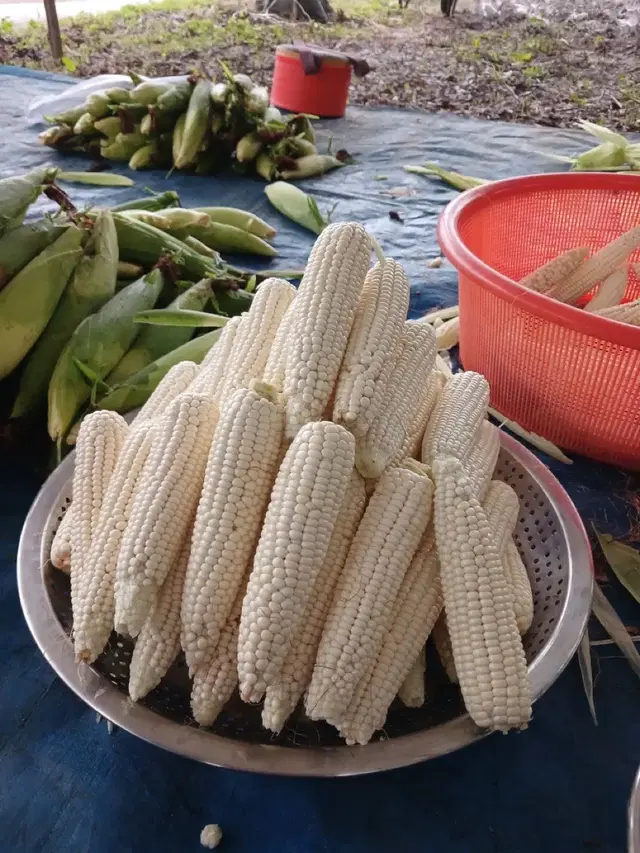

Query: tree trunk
[{"left": 256, "top": 0, "right": 333, "bottom": 23}]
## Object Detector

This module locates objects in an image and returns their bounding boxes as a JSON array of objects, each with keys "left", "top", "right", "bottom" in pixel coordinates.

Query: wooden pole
[{"left": 43, "top": 0, "right": 63, "bottom": 62}]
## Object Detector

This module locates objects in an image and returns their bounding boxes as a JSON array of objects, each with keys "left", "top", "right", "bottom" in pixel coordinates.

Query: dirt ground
[{"left": 1, "top": 0, "right": 639, "bottom": 130}]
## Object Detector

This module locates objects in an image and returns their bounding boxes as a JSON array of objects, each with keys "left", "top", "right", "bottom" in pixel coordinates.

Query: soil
[{"left": 1, "top": 0, "right": 639, "bottom": 130}]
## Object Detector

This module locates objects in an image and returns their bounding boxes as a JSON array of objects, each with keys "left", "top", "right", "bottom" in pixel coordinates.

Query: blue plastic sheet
[{"left": 1, "top": 66, "right": 639, "bottom": 853}]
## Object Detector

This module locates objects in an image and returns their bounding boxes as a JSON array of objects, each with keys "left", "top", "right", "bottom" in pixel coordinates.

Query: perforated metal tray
[{"left": 17, "top": 432, "right": 593, "bottom": 777}]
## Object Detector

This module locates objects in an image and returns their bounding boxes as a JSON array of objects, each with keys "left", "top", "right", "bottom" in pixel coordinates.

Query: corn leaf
[
  {"left": 577, "top": 120, "right": 628, "bottom": 148},
  {"left": 578, "top": 627, "right": 597, "bottom": 725},
  {"left": 404, "top": 163, "right": 488, "bottom": 191},
  {"left": 245, "top": 275, "right": 257, "bottom": 294},
  {"left": 57, "top": 171, "right": 134, "bottom": 187},
  {"left": 594, "top": 529, "right": 640, "bottom": 605},
  {"left": 488, "top": 406, "right": 572, "bottom": 464},
  {"left": 591, "top": 583, "right": 640, "bottom": 681},
  {"left": 134, "top": 309, "right": 228, "bottom": 328}
]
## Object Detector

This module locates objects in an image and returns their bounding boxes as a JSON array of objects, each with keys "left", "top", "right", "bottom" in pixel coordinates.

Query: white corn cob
[
  {"left": 593, "top": 297, "right": 640, "bottom": 325},
  {"left": 306, "top": 464, "right": 433, "bottom": 725},
  {"left": 73, "top": 422, "right": 155, "bottom": 663},
  {"left": 50, "top": 499, "right": 73, "bottom": 573},
  {"left": 333, "top": 258, "right": 409, "bottom": 439},
  {"left": 133, "top": 361, "right": 199, "bottom": 427},
  {"left": 392, "top": 371, "right": 440, "bottom": 464},
  {"left": 398, "top": 647, "right": 426, "bottom": 708},
  {"left": 422, "top": 304, "right": 459, "bottom": 324},
  {"left": 188, "top": 316, "right": 243, "bottom": 397},
  {"left": 584, "top": 267, "right": 628, "bottom": 313},
  {"left": 338, "top": 530, "right": 442, "bottom": 744},
  {"left": 466, "top": 420, "right": 500, "bottom": 501},
  {"left": 237, "top": 421, "right": 356, "bottom": 703},
  {"left": 432, "top": 614, "right": 457, "bottom": 683},
  {"left": 217, "top": 280, "right": 296, "bottom": 407},
  {"left": 547, "top": 226, "right": 640, "bottom": 305},
  {"left": 519, "top": 246, "right": 589, "bottom": 293},
  {"left": 435, "top": 316, "right": 460, "bottom": 351},
  {"left": 432, "top": 455, "right": 531, "bottom": 731},
  {"left": 129, "top": 536, "right": 190, "bottom": 701},
  {"left": 261, "top": 469, "right": 367, "bottom": 734},
  {"left": 421, "top": 371, "right": 489, "bottom": 465},
  {"left": 181, "top": 383, "right": 285, "bottom": 674},
  {"left": 355, "top": 321, "right": 437, "bottom": 479},
  {"left": 283, "top": 222, "right": 371, "bottom": 438},
  {"left": 262, "top": 299, "right": 298, "bottom": 392},
  {"left": 114, "top": 393, "right": 218, "bottom": 638},
  {"left": 505, "top": 540, "right": 534, "bottom": 635},
  {"left": 70, "top": 411, "right": 128, "bottom": 629},
  {"left": 191, "top": 586, "right": 244, "bottom": 727}
]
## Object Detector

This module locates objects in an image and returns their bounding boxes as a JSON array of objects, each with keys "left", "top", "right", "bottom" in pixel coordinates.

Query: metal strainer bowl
[{"left": 17, "top": 431, "right": 592, "bottom": 777}]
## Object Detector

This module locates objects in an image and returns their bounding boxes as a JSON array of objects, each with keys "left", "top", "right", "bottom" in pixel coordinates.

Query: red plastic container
[
  {"left": 437, "top": 172, "right": 640, "bottom": 469},
  {"left": 271, "top": 44, "right": 353, "bottom": 118}
]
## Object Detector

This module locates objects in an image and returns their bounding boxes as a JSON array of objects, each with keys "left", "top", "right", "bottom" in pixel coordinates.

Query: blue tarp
[{"left": 1, "top": 66, "right": 639, "bottom": 853}]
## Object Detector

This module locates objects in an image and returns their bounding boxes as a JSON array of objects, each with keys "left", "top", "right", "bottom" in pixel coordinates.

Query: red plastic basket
[{"left": 437, "top": 172, "right": 640, "bottom": 470}]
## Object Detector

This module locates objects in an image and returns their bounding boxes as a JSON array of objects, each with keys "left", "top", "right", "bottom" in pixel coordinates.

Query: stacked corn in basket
[{"left": 51, "top": 221, "right": 535, "bottom": 746}]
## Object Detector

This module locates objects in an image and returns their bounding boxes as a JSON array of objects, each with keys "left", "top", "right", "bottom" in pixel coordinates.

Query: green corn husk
[
  {"left": 48, "top": 267, "right": 165, "bottom": 441},
  {"left": 101, "top": 139, "right": 139, "bottom": 161},
  {"left": 105, "top": 87, "right": 132, "bottom": 104},
  {"left": 573, "top": 142, "right": 627, "bottom": 171},
  {"left": 287, "top": 114, "right": 315, "bottom": 144},
  {"left": 210, "top": 113, "right": 225, "bottom": 135},
  {"left": 245, "top": 86, "right": 269, "bottom": 117},
  {"left": 120, "top": 209, "right": 172, "bottom": 229},
  {"left": 290, "top": 137, "right": 318, "bottom": 157},
  {"left": 255, "top": 152, "right": 276, "bottom": 181},
  {"left": 0, "top": 226, "right": 84, "bottom": 380},
  {"left": 48, "top": 104, "right": 86, "bottom": 126},
  {"left": 176, "top": 80, "right": 212, "bottom": 170},
  {"left": 140, "top": 114, "right": 154, "bottom": 136},
  {"left": 84, "top": 93, "right": 111, "bottom": 119},
  {"left": 193, "top": 207, "right": 276, "bottom": 240},
  {"left": 116, "top": 128, "right": 146, "bottom": 149},
  {"left": 111, "top": 190, "right": 181, "bottom": 212},
  {"left": 236, "top": 131, "right": 264, "bottom": 163},
  {"left": 57, "top": 171, "right": 134, "bottom": 187},
  {"left": 157, "top": 208, "right": 210, "bottom": 230},
  {"left": 279, "top": 154, "right": 344, "bottom": 181},
  {"left": 73, "top": 112, "right": 95, "bottom": 135},
  {"left": 130, "top": 81, "right": 170, "bottom": 105},
  {"left": 183, "top": 235, "right": 215, "bottom": 257},
  {"left": 134, "top": 308, "right": 228, "bottom": 328},
  {"left": 265, "top": 181, "right": 326, "bottom": 235},
  {"left": 112, "top": 212, "right": 226, "bottom": 280},
  {"left": 129, "top": 143, "right": 157, "bottom": 170},
  {"left": 106, "top": 278, "right": 212, "bottom": 385},
  {"left": 0, "top": 219, "right": 68, "bottom": 289},
  {"left": 115, "top": 103, "right": 148, "bottom": 123},
  {"left": 404, "top": 163, "right": 488, "bottom": 191},
  {"left": 97, "top": 327, "right": 223, "bottom": 414},
  {"left": 172, "top": 112, "right": 188, "bottom": 167},
  {"left": 215, "top": 285, "right": 253, "bottom": 317},
  {"left": 39, "top": 125, "right": 74, "bottom": 147},
  {"left": 210, "top": 83, "right": 229, "bottom": 106},
  {"left": 176, "top": 221, "right": 277, "bottom": 257},
  {"left": 117, "top": 261, "right": 144, "bottom": 279},
  {"left": 263, "top": 106, "right": 283, "bottom": 124},
  {"left": 155, "top": 81, "right": 192, "bottom": 115},
  {"left": 0, "top": 166, "right": 58, "bottom": 236},
  {"left": 94, "top": 116, "right": 123, "bottom": 138},
  {"left": 12, "top": 211, "right": 119, "bottom": 418}
]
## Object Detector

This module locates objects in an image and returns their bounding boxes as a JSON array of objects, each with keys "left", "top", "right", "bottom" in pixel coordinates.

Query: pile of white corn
[{"left": 50, "top": 222, "right": 534, "bottom": 745}]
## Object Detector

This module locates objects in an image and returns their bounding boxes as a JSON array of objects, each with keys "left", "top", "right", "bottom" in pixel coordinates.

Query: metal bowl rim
[{"left": 17, "top": 431, "right": 593, "bottom": 777}]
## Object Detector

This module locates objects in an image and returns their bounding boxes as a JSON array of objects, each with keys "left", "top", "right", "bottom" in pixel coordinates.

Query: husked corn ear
[
  {"left": 218, "top": 280, "right": 295, "bottom": 407},
  {"left": 435, "top": 316, "right": 460, "bottom": 351},
  {"left": 432, "top": 455, "right": 531, "bottom": 731},
  {"left": 73, "top": 422, "right": 155, "bottom": 663},
  {"left": 505, "top": 541, "right": 534, "bottom": 635},
  {"left": 584, "top": 267, "right": 628, "bottom": 313},
  {"left": 547, "top": 226, "right": 640, "bottom": 305},
  {"left": 333, "top": 259, "right": 409, "bottom": 439},
  {"left": 262, "top": 299, "right": 298, "bottom": 392},
  {"left": 519, "top": 247, "right": 589, "bottom": 294},
  {"left": 70, "top": 411, "right": 128, "bottom": 633},
  {"left": 432, "top": 614, "right": 457, "bottom": 683},
  {"left": 593, "top": 297, "right": 640, "bottom": 325},
  {"left": 398, "top": 647, "right": 426, "bottom": 708},
  {"left": 129, "top": 536, "right": 190, "bottom": 701},
  {"left": 132, "top": 361, "right": 199, "bottom": 426},
  {"left": 483, "top": 480, "right": 520, "bottom": 553},
  {"left": 262, "top": 469, "right": 367, "bottom": 734},
  {"left": 306, "top": 464, "right": 433, "bottom": 725},
  {"left": 421, "top": 371, "right": 489, "bottom": 465},
  {"left": 114, "top": 393, "right": 218, "bottom": 638},
  {"left": 191, "top": 585, "right": 244, "bottom": 727},
  {"left": 181, "top": 383, "right": 285, "bottom": 674},
  {"left": 237, "top": 421, "right": 356, "bottom": 703},
  {"left": 356, "top": 322, "right": 437, "bottom": 479},
  {"left": 338, "top": 530, "right": 442, "bottom": 745},
  {"left": 466, "top": 421, "right": 500, "bottom": 501},
  {"left": 51, "top": 502, "right": 73, "bottom": 573},
  {"left": 283, "top": 223, "right": 371, "bottom": 438},
  {"left": 189, "top": 315, "right": 242, "bottom": 397},
  {"left": 393, "top": 371, "right": 440, "bottom": 464}
]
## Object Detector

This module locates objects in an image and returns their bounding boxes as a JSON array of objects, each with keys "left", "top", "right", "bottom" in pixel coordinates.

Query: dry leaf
[
  {"left": 578, "top": 627, "right": 597, "bottom": 725},
  {"left": 591, "top": 583, "right": 640, "bottom": 681},
  {"left": 594, "top": 529, "right": 640, "bottom": 605}
]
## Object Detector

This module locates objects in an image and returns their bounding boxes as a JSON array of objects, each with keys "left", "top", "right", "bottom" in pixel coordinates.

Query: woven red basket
[{"left": 437, "top": 172, "right": 640, "bottom": 469}]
